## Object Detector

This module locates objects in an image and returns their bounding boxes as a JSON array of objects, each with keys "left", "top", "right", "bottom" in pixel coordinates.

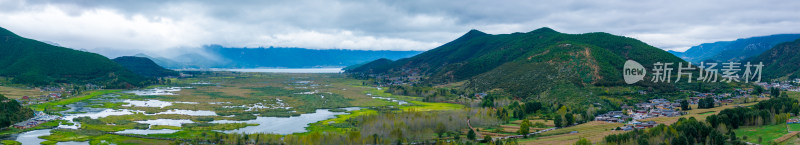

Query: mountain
[
  {"left": 0, "top": 27, "right": 147, "bottom": 88},
  {"left": 347, "top": 28, "right": 684, "bottom": 101},
  {"left": 142, "top": 45, "right": 422, "bottom": 69},
  {"left": 675, "top": 34, "right": 800, "bottom": 63},
  {"left": 112, "top": 56, "right": 179, "bottom": 78},
  {"left": 746, "top": 39, "right": 800, "bottom": 80}
]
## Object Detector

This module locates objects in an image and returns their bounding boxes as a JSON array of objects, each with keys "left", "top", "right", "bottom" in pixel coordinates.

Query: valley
[{"left": 1, "top": 2, "right": 799, "bottom": 144}]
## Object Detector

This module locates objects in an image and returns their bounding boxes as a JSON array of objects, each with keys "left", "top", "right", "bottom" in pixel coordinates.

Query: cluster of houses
[
  {"left": 17, "top": 93, "right": 63, "bottom": 105},
  {"left": 618, "top": 121, "right": 659, "bottom": 131},
  {"left": 594, "top": 111, "right": 630, "bottom": 123},
  {"left": 788, "top": 119, "right": 800, "bottom": 124},
  {"left": 596, "top": 99, "right": 685, "bottom": 124},
  {"left": 11, "top": 111, "right": 61, "bottom": 129},
  {"left": 596, "top": 99, "right": 687, "bottom": 130},
  {"left": 758, "top": 82, "right": 800, "bottom": 92}
]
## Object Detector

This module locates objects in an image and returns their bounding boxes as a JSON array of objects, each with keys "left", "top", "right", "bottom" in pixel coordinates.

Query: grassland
[
  {"left": 17, "top": 72, "right": 472, "bottom": 144},
  {"left": 39, "top": 129, "right": 174, "bottom": 145},
  {"left": 0, "top": 85, "right": 55, "bottom": 99},
  {"left": 0, "top": 140, "right": 21, "bottom": 145},
  {"left": 519, "top": 121, "right": 624, "bottom": 145},
  {"left": 735, "top": 124, "right": 791, "bottom": 144},
  {"left": 29, "top": 90, "right": 120, "bottom": 112}
]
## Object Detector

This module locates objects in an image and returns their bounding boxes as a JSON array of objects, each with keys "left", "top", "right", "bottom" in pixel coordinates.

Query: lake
[{"left": 219, "top": 68, "right": 344, "bottom": 73}]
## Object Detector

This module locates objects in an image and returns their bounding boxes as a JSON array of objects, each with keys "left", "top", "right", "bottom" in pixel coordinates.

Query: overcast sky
[{"left": 1, "top": 0, "right": 799, "bottom": 58}]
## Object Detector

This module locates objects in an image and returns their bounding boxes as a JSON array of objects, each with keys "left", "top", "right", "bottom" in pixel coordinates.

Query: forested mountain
[
  {"left": 0, "top": 27, "right": 147, "bottom": 88},
  {"left": 673, "top": 34, "right": 800, "bottom": 63},
  {"left": 0, "top": 94, "right": 34, "bottom": 128},
  {"left": 746, "top": 39, "right": 800, "bottom": 80},
  {"left": 112, "top": 56, "right": 179, "bottom": 78},
  {"left": 347, "top": 28, "right": 684, "bottom": 102},
  {"left": 141, "top": 45, "right": 422, "bottom": 69}
]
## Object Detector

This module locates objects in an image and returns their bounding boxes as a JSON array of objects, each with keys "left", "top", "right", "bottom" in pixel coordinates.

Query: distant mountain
[
  {"left": 348, "top": 28, "right": 684, "bottom": 102},
  {"left": 746, "top": 39, "right": 800, "bottom": 80},
  {"left": 0, "top": 27, "right": 147, "bottom": 88},
  {"left": 112, "top": 56, "right": 179, "bottom": 78},
  {"left": 675, "top": 34, "right": 800, "bottom": 63},
  {"left": 142, "top": 45, "right": 422, "bottom": 69}
]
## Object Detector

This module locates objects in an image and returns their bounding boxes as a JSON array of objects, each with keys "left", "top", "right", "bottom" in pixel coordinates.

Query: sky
[{"left": 1, "top": 0, "right": 799, "bottom": 58}]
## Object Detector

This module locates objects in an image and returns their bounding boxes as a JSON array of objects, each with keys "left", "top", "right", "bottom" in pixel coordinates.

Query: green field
[
  {"left": 29, "top": 90, "right": 119, "bottom": 112},
  {"left": 735, "top": 124, "right": 790, "bottom": 144}
]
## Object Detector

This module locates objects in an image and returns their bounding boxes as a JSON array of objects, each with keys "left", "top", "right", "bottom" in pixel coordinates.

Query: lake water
[
  {"left": 152, "top": 109, "right": 218, "bottom": 116},
  {"left": 223, "top": 68, "right": 344, "bottom": 73},
  {"left": 210, "top": 107, "right": 361, "bottom": 134},
  {"left": 14, "top": 88, "right": 363, "bottom": 143},
  {"left": 135, "top": 119, "right": 195, "bottom": 127},
  {"left": 115, "top": 129, "right": 180, "bottom": 135}
]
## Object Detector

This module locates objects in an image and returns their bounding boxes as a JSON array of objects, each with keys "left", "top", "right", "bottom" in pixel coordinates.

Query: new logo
[{"left": 623, "top": 60, "right": 646, "bottom": 84}]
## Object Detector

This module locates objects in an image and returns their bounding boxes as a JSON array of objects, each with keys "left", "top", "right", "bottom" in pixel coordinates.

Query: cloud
[{"left": 0, "top": 0, "right": 799, "bottom": 57}]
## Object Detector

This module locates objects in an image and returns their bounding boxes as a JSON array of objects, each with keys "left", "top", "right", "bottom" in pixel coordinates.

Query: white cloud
[{"left": 0, "top": 0, "right": 799, "bottom": 57}]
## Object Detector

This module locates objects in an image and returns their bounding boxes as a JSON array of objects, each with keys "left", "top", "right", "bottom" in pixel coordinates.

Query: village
[
  {"left": 594, "top": 88, "right": 769, "bottom": 131},
  {"left": 10, "top": 111, "right": 60, "bottom": 129},
  {"left": 2, "top": 84, "right": 102, "bottom": 130}
]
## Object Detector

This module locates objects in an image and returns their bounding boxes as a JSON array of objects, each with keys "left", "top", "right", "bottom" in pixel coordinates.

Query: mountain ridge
[
  {"left": 139, "top": 46, "right": 422, "bottom": 69},
  {"left": 347, "top": 27, "right": 685, "bottom": 102},
  {"left": 112, "top": 56, "right": 179, "bottom": 78},
  {"left": 746, "top": 39, "right": 800, "bottom": 80},
  {"left": 675, "top": 34, "right": 800, "bottom": 63},
  {"left": 0, "top": 27, "right": 147, "bottom": 88}
]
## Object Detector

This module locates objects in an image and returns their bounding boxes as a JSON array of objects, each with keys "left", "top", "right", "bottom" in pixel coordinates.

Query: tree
[
  {"left": 758, "top": 136, "right": 763, "bottom": 143},
  {"left": 482, "top": 135, "right": 492, "bottom": 143},
  {"left": 554, "top": 115, "right": 564, "bottom": 128},
  {"left": 680, "top": 99, "right": 691, "bottom": 110},
  {"left": 698, "top": 97, "right": 715, "bottom": 109},
  {"left": 519, "top": 119, "right": 531, "bottom": 137},
  {"left": 770, "top": 87, "right": 781, "bottom": 98},
  {"left": 524, "top": 101, "right": 542, "bottom": 114},
  {"left": 435, "top": 123, "right": 447, "bottom": 138},
  {"left": 637, "top": 137, "right": 649, "bottom": 145},
  {"left": 565, "top": 113, "right": 575, "bottom": 126},
  {"left": 467, "top": 129, "right": 477, "bottom": 140},
  {"left": 574, "top": 138, "right": 591, "bottom": 145},
  {"left": 514, "top": 107, "right": 526, "bottom": 119},
  {"left": 754, "top": 86, "right": 764, "bottom": 95}
]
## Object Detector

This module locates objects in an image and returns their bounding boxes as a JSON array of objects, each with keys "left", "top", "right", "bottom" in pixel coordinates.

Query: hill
[
  {"left": 746, "top": 39, "right": 800, "bottom": 80},
  {"left": 0, "top": 27, "right": 147, "bottom": 88},
  {"left": 0, "top": 94, "right": 34, "bottom": 128},
  {"left": 141, "top": 45, "right": 422, "bottom": 69},
  {"left": 674, "top": 34, "right": 800, "bottom": 63},
  {"left": 347, "top": 28, "right": 684, "bottom": 101},
  {"left": 112, "top": 56, "right": 179, "bottom": 78}
]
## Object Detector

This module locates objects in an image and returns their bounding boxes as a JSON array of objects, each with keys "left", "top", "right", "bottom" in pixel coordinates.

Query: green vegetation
[
  {"left": 0, "top": 94, "right": 34, "bottom": 128},
  {"left": 182, "top": 123, "right": 258, "bottom": 131},
  {"left": 29, "top": 90, "right": 119, "bottom": 112},
  {"left": 604, "top": 97, "right": 800, "bottom": 145},
  {"left": 39, "top": 129, "right": 174, "bottom": 145},
  {"left": 0, "top": 27, "right": 150, "bottom": 88},
  {"left": 747, "top": 38, "right": 800, "bottom": 80},
  {"left": 1, "top": 140, "right": 21, "bottom": 145},
  {"left": 0, "top": 120, "right": 66, "bottom": 136},
  {"left": 112, "top": 56, "right": 179, "bottom": 78},
  {"left": 734, "top": 124, "right": 790, "bottom": 144},
  {"left": 348, "top": 27, "right": 684, "bottom": 103}
]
